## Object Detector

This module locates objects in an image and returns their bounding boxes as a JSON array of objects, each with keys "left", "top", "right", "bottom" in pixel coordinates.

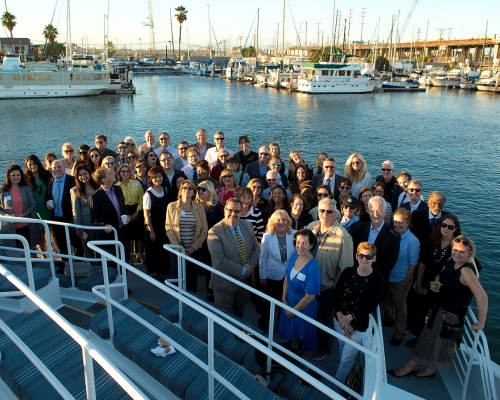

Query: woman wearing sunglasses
[
  {"left": 86, "top": 147, "right": 102, "bottom": 173},
  {"left": 406, "top": 214, "right": 463, "bottom": 347},
  {"left": 309, "top": 185, "right": 333, "bottom": 221},
  {"left": 60, "top": 143, "right": 76, "bottom": 176},
  {"left": 334, "top": 177, "right": 353, "bottom": 207},
  {"left": 344, "top": 152, "right": 372, "bottom": 198},
  {"left": 216, "top": 169, "right": 240, "bottom": 206},
  {"left": 389, "top": 235, "right": 487, "bottom": 378},
  {"left": 333, "top": 242, "right": 384, "bottom": 382}
]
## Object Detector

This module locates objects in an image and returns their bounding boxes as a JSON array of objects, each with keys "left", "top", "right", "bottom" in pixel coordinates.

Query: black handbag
[{"left": 439, "top": 311, "right": 464, "bottom": 340}]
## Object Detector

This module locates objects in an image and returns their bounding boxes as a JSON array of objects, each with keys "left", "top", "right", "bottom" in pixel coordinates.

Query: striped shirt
[
  {"left": 179, "top": 210, "right": 196, "bottom": 247},
  {"left": 240, "top": 206, "right": 264, "bottom": 243}
]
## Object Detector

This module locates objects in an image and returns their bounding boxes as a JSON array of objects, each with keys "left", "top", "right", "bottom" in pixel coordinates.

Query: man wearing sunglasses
[
  {"left": 312, "top": 157, "right": 343, "bottom": 199},
  {"left": 205, "top": 131, "right": 234, "bottom": 168},
  {"left": 375, "top": 160, "right": 402, "bottom": 208},
  {"left": 173, "top": 141, "right": 190, "bottom": 170},
  {"left": 207, "top": 198, "right": 260, "bottom": 318},
  {"left": 411, "top": 191, "right": 449, "bottom": 244},
  {"left": 114, "top": 141, "right": 129, "bottom": 165},
  {"left": 244, "top": 145, "right": 271, "bottom": 180},
  {"left": 401, "top": 180, "right": 427, "bottom": 214},
  {"left": 306, "top": 197, "right": 353, "bottom": 361},
  {"left": 350, "top": 196, "right": 401, "bottom": 284},
  {"left": 262, "top": 170, "right": 291, "bottom": 200},
  {"left": 155, "top": 132, "right": 179, "bottom": 159}
]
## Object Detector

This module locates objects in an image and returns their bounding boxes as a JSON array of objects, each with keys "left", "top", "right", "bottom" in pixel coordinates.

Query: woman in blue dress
[{"left": 278, "top": 229, "right": 321, "bottom": 355}]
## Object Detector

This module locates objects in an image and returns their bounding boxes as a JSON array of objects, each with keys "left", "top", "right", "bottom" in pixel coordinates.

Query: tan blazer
[
  {"left": 165, "top": 200, "right": 208, "bottom": 251},
  {"left": 138, "top": 142, "right": 161, "bottom": 159},
  {"left": 207, "top": 219, "right": 260, "bottom": 293}
]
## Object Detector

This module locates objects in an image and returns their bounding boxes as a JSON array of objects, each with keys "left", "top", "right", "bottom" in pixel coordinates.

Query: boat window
[
  {"left": 82, "top": 74, "right": 92, "bottom": 80},
  {"left": 27, "top": 74, "right": 38, "bottom": 80},
  {"left": 12, "top": 74, "right": 21, "bottom": 80},
  {"left": 338, "top": 71, "right": 346, "bottom": 76},
  {"left": 41, "top": 74, "right": 50, "bottom": 80},
  {"left": 346, "top": 71, "right": 351, "bottom": 76},
  {"left": 71, "top": 74, "right": 80, "bottom": 80},
  {"left": 104, "top": 74, "right": 110, "bottom": 79},
  {"left": 330, "top": 71, "right": 334, "bottom": 76},
  {"left": 93, "top": 74, "right": 102, "bottom": 80},
  {"left": 310, "top": 69, "right": 315, "bottom": 76},
  {"left": 354, "top": 70, "right": 361, "bottom": 78},
  {"left": 322, "top": 70, "right": 329, "bottom": 76}
]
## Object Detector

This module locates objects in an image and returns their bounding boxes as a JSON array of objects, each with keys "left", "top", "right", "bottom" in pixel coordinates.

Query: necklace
[{"left": 433, "top": 242, "right": 451, "bottom": 264}]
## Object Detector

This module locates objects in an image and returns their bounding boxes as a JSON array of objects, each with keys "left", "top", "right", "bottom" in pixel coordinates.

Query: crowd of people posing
[{"left": 0, "top": 128, "right": 488, "bottom": 384}]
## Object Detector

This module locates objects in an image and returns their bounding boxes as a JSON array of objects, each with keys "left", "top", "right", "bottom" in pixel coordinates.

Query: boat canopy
[{"left": 302, "top": 62, "right": 349, "bottom": 69}]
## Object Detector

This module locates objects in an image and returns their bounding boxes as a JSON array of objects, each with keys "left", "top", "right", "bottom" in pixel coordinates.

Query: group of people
[{"left": 0, "top": 129, "right": 488, "bottom": 385}]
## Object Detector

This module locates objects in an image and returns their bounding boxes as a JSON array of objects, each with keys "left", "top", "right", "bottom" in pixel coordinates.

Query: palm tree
[
  {"left": 43, "top": 24, "right": 58, "bottom": 44},
  {"left": 174, "top": 6, "right": 187, "bottom": 60},
  {"left": 1, "top": 11, "right": 16, "bottom": 38}
]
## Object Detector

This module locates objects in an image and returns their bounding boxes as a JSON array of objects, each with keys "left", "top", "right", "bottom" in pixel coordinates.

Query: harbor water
[{"left": 0, "top": 74, "right": 499, "bottom": 361}]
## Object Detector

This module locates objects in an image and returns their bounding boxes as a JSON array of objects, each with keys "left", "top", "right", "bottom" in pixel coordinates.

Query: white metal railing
[
  {"left": 0, "top": 238, "right": 148, "bottom": 399},
  {"left": 88, "top": 240, "right": 386, "bottom": 400},
  {"left": 0, "top": 216, "right": 119, "bottom": 290},
  {"left": 454, "top": 307, "right": 497, "bottom": 400}
]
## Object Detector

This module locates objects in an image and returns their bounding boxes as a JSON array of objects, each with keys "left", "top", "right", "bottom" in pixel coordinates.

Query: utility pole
[
  {"left": 238, "top": 36, "right": 243, "bottom": 51},
  {"left": 446, "top": 28, "right": 453, "bottom": 60},
  {"left": 347, "top": 9, "right": 353, "bottom": 52},
  {"left": 360, "top": 8, "right": 366, "bottom": 49},
  {"left": 436, "top": 28, "right": 445, "bottom": 59}
]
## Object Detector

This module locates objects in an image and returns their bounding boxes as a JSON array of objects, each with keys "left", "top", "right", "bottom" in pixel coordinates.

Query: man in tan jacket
[{"left": 306, "top": 197, "right": 354, "bottom": 361}]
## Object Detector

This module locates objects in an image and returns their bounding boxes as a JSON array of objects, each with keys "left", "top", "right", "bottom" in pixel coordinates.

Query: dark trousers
[
  {"left": 52, "top": 217, "right": 83, "bottom": 259},
  {"left": 407, "top": 287, "right": 438, "bottom": 336},
  {"left": 170, "top": 249, "right": 202, "bottom": 294},
  {"left": 259, "top": 277, "right": 284, "bottom": 327},
  {"left": 316, "top": 288, "right": 335, "bottom": 353},
  {"left": 15, "top": 225, "right": 31, "bottom": 248}
]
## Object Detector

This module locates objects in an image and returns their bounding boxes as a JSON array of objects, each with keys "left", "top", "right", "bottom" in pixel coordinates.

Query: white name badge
[
  {"left": 132, "top": 182, "right": 139, "bottom": 188},
  {"left": 297, "top": 273, "right": 306, "bottom": 281},
  {"left": 180, "top": 211, "right": 186, "bottom": 216},
  {"left": 4, "top": 196, "right": 11, "bottom": 201}
]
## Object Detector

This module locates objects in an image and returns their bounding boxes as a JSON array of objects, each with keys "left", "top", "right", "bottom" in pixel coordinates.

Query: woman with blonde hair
[
  {"left": 166, "top": 179, "right": 208, "bottom": 293},
  {"left": 216, "top": 169, "right": 240, "bottom": 206},
  {"left": 344, "top": 152, "right": 372, "bottom": 198},
  {"left": 61, "top": 142, "right": 76, "bottom": 176},
  {"left": 196, "top": 180, "right": 223, "bottom": 301},
  {"left": 269, "top": 142, "right": 285, "bottom": 174},
  {"left": 259, "top": 210, "right": 296, "bottom": 329}
]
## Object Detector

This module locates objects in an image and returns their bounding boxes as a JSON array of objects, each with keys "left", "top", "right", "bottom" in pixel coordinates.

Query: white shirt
[
  {"left": 410, "top": 200, "right": 422, "bottom": 213},
  {"left": 368, "top": 222, "right": 384, "bottom": 244},
  {"left": 143, "top": 187, "right": 165, "bottom": 210},
  {"left": 397, "top": 191, "right": 410, "bottom": 208},
  {"left": 155, "top": 145, "right": 179, "bottom": 159},
  {"left": 205, "top": 146, "right": 234, "bottom": 168},
  {"left": 181, "top": 164, "right": 197, "bottom": 181}
]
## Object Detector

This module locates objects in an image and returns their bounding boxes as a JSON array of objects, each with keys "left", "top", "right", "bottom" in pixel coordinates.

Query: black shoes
[
  {"left": 406, "top": 337, "right": 419, "bottom": 348},
  {"left": 390, "top": 338, "right": 402, "bottom": 346},
  {"left": 411, "top": 371, "right": 436, "bottom": 379},
  {"left": 387, "top": 369, "right": 411, "bottom": 378}
]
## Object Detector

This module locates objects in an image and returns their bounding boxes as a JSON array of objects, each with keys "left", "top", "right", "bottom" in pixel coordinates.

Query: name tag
[
  {"left": 5, "top": 196, "right": 11, "bottom": 201},
  {"left": 297, "top": 273, "right": 306, "bottom": 281},
  {"left": 131, "top": 182, "right": 139, "bottom": 188},
  {"left": 180, "top": 211, "right": 186, "bottom": 217}
]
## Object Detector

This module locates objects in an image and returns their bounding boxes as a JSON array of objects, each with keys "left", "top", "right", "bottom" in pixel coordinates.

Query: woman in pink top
[{"left": 0, "top": 165, "right": 41, "bottom": 249}]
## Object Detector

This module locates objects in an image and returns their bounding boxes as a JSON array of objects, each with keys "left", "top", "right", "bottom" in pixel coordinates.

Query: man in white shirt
[
  {"left": 401, "top": 180, "right": 427, "bottom": 214},
  {"left": 205, "top": 131, "right": 233, "bottom": 168},
  {"left": 155, "top": 132, "right": 179, "bottom": 159}
]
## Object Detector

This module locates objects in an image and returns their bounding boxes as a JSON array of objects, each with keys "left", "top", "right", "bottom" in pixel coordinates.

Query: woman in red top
[
  {"left": 215, "top": 169, "right": 240, "bottom": 206},
  {"left": 0, "top": 165, "right": 41, "bottom": 249}
]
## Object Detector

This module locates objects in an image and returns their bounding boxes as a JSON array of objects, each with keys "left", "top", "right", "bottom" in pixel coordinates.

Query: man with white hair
[
  {"left": 350, "top": 196, "right": 401, "bottom": 283},
  {"left": 375, "top": 160, "right": 403, "bottom": 209},
  {"left": 138, "top": 130, "right": 161, "bottom": 158},
  {"left": 262, "top": 170, "right": 291, "bottom": 200}
]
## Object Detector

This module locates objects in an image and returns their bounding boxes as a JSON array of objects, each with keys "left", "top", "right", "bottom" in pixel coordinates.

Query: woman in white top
[
  {"left": 61, "top": 142, "right": 76, "bottom": 176},
  {"left": 143, "top": 166, "right": 170, "bottom": 280},
  {"left": 258, "top": 210, "right": 296, "bottom": 329},
  {"left": 344, "top": 152, "right": 372, "bottom": 198}
]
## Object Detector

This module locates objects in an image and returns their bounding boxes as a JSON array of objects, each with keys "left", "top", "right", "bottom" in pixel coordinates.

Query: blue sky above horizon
[{"left": 3, "top": 0, "right": 498, "bottom": 52}]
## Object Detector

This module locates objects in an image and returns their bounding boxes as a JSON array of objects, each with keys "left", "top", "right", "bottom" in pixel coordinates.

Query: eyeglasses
[
  {"left": 160, "top": 159, "right": 172, "bottom": 163},
  {"left": 182, "top": 186, "right": 194, "bottom": 191},
  {"left": 381, "top": 168, "right": 393, "bottom": 172},
  {"left": 454, "top": 237, "right": 471, "bottom": 247},
  {"left": 127, "top": 155, "right": 137, "bottom": 159},
  {"left": 178, "top": 147, "right": 188, "bottom": 151},
  {"left": 90, "top": 154, "right": 100, "bottom": 159},
  {"left": 441, "top": 222, "right": 455, "bottom": 230},
  {"left": 197, "top": 187, "right": 207, "bottom": 192},
  {"left": 318, "top": 209, "right": 335, "bottom": 214},
  {"left": 317, "top": 193, "right": 329, "bottom": 198},
  {"left": 64, "top": 149, "right": 74, "bottom": 153},
  {"left": 259, "top": 152, "right": 270, "bottom": 156},
  {"left": 214, "top": 137, "right": 224, "bottom": 141},
  {"left": 219, "top": 155, "right": 229, "bottom": 158},
  {"left": 126, "top": 143, "right": 135, "bottom": 147},
  {"left": 225, "top": 208, "right": 241, "bottom": 214},
  {"left": 271, "top": 162, "right": 281, "bottom": 166},
  {"left": 323, "top": 165, "right": 335, "bottom": 169},
  {"left": 78, "top": 151, "right": 88, "bottom": 155},
  {"left": 340, "top": 185, "right": 351, "bottom": 190},
  {"left": 408, "top": 188, "right": 422, "bottom": 193},
  {"left": 251, "top": 185, "right": 261, "bottom": 190},
  {"left": 352, "top": 161, "right": 361, "bottom": 165},
  {"left": 223, "top": 175, "right": 234, "bottom": 179},
  {"left": 121, "top": 170, "right": 130, "bottom": 174},
  {"left": 267, "top": 178, "right": 277, "bottom": 182},
  {"left": 159, "top": 137, "right": 169, "bottom": 141},
  {"left": 356, "top": 253, "right": 374, "bottom": 261},
  {"left": 104, "top": 162, "right": 114, "bottom": 165}
]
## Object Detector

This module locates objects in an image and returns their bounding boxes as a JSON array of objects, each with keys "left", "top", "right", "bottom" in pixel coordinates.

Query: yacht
[
  {"left": 297, "top": 57, "right": 376, "bottom": 94},
  {"left": 430, "top": 69, "right": 463, "bottom": 87},
  {"left": 0, "top": 54, "right": 110, "bottom": 99},
  {"left": 0, "top": 216, "right": 498, "bottom": 400},
  {"left": 476, "top": 71, "right": 500, "bottom": 92}
]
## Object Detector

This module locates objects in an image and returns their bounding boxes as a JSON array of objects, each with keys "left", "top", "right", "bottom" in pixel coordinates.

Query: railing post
[
  {"left": 208, "top": 318, "right": 215, "bottom": 400},
  {"left": 82, "top": 347, "right": 97, "bottom": 400},
  {"left": 461, "top": 332, "right": 480, "bottom": 400},
  {"left": 267, "top": 303, "right": 276, "bottom": 374},
  {"left": 102, "top": 256, "right": 115, "bottom": 341}
]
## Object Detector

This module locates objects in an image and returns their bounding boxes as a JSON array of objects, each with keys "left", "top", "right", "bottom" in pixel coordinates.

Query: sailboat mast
[
  {"left": 256, "top": 8, "right": 259, "bottom": 70},
  {"left": 330, "top": 0, "right": 335, "bottom": 62},
  {"left": 281, "top": 0, "right": 285, "bottom": 66},
  {"left": 208, "top": 4, "right": 212, "bottom": 63},
  {"left": 66, "top": 0, "right": 71, "bottom": 62}
]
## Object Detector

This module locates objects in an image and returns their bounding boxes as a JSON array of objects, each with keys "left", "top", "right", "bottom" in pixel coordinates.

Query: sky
[{"left": 2, "top": 0, "right": 498, "bottom": 52}]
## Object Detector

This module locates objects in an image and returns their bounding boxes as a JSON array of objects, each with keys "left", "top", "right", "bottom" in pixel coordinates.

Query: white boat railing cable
[
  {"left": 454, "top": 307, "right": 497, "bottom": 400},
  {"left": 0, "top": 216, "right": 119, "bottom": 288},
  {"left": 0, "top": 242, "right": 149, "bottom": 400},
  {"left": 88, "top": 240, "right": 385, "bottom": 400}
]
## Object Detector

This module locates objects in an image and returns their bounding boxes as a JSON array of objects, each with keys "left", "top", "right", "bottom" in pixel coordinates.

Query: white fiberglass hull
[
  {"left": 431, "top": 77, "right": 461, "bottom": 87},
  {"left": 297, "top": 79, "right": 376, "bottom": 93},
  {"left": 0, "top": 84, "right": 107, "bottom": 99}
]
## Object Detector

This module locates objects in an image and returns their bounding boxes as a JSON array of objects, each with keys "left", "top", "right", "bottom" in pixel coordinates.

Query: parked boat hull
[{"left": 431, "top": 77, "right": 461, "bottom": 87}]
